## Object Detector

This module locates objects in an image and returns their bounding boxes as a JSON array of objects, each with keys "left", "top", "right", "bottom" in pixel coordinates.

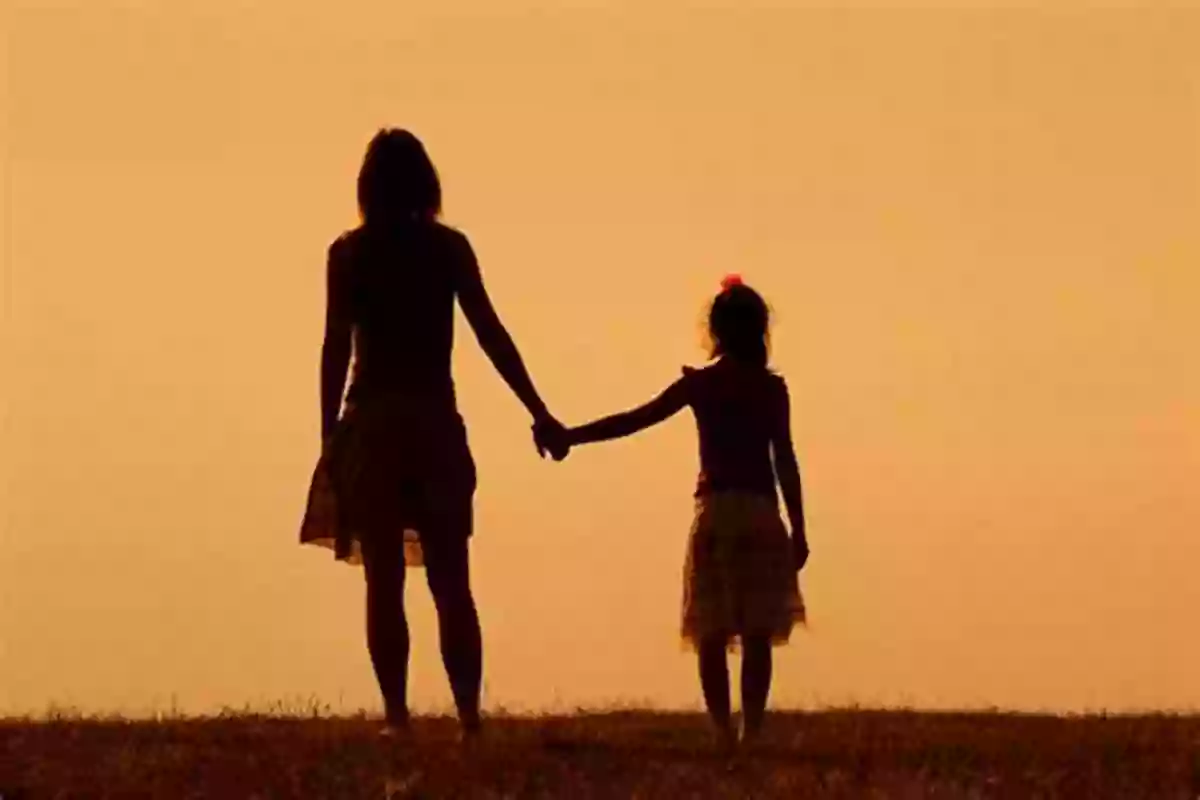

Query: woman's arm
[
  {"left": 320, "top": 239, "right": 353, "bottom": 442},
  {"left": 567, "top": 378, "right": 689, "bottom": 446},
  {"left": 770, "top": 377, "right": 809, "bottom": 570},
  {"left": 451, "top": 232, "right": 555, "bottom": 424}
]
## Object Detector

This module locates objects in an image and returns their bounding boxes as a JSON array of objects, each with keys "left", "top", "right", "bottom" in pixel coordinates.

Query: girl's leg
[
  {"left": 423, "top": 535, "right": 483, "bottom": 735},
  {"left": 698, "top": 636, "right": 734, "bottom": 744},
  {"left": 740, "top": 635, "right": 773, "bottom": 741},
  {"left": 361, "top": 533, "right": 411, "bottom": 727}
]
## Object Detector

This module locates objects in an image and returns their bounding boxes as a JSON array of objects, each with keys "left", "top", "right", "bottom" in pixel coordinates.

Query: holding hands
[{"left": 532, "top": 414, "right": 571, "bottom": 462}]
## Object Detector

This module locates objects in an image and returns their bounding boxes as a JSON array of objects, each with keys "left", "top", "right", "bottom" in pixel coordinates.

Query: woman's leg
[
  {"left": 698, "top": 636, "right": 734, "bottom": 743},
  {"left": 423, "top": 535, "right": 483, "bottom": 734},
  {"left": 361, "top": 532, "right": 411, "bottom": 727},
  {"left": 740, "top": 635, "right": 773, "bottom": 740}
]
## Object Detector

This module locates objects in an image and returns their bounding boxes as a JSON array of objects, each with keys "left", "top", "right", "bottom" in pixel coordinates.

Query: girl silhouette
[{"left": 549, "top": 276, "right": 808, "bottom": 749}]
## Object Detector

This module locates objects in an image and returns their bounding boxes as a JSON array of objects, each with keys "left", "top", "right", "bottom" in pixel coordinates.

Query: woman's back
[{"left": 337, "top": 222, "right": 462, "bottom": 403}]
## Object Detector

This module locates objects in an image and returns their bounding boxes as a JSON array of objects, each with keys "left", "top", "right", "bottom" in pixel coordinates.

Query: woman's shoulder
[
  {"left": 326, "top": 229, "right": 362, "bottom": 275},
  {"left": 762, "top": 368, "right": 788, "bottom": 398},
  {"left": 332, "top": 221, "right": 468, "bottom": 243},
  {"left": 329, "top": 222, "right": 472, "bottom": 263},
  {"left": 329, "top": 226, "right": 366, "bottom": 258},
  {"left": 415, "top": 222, "right": 475, "bottom": 267},
  {"left": 426, "top": 220, "right": 470, "bottom": 247},
  {"left": 331, "top": 227, "right": 360, "bottom": 247}
]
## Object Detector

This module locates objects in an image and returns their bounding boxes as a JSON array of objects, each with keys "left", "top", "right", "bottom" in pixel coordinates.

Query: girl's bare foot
[
  {"left": 457, "top": 711, "right": 483, "bottom": 747},
  {"left": 379, "top": 725, "right": 415, "bottom": 748},
  {"left": 714, "top": 721, "right": 738, "bottom": 755}
]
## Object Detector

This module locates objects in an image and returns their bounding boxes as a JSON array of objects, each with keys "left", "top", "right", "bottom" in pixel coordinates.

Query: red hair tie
[{"left": 720, "top": 273, "right": 744, "bottom": 291}]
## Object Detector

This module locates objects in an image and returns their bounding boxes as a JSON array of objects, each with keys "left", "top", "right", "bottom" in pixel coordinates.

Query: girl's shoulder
[
  {"left": 690, "top": 358, "right": 785, "bottom": 382},
  {"left": 673, "top": 363, "right": 707, "bottom": 405},
  {"left": 676, "top": 361, "right": 739, "bottom": 398},
  {"left": 679, "top": 362, "right": 713, "bottom": 387},
  {"left": 709, "top": 361, "right": 788, "bottom": 402}
]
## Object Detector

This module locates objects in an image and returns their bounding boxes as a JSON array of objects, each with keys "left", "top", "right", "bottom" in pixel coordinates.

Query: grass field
[{"left": 2, "top": 709, "right": 1197, "bottom": 798}]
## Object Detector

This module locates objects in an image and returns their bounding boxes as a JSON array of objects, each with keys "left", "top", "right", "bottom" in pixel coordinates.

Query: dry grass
[{"left": 2, "top": 708, "right": 1198, "bottom": 798}]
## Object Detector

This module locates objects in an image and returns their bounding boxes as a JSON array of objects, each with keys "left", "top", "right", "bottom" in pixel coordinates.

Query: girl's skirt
[{"left": 681, "top": 491, "right": 806, "bottom": 649}]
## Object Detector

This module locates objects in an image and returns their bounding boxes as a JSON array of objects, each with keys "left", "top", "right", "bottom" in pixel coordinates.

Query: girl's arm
[
  {"left": 320, "top": 239, "right": 353, "bottom": 442},
  {"left": 770, "top": 377, "right": 809, "bottom": 570},
  {"left": 451, "top": 231, "right": 556, "bottom": 426},
  {"left": 567, "top": 377, "right": 690, "bottom": 446}
]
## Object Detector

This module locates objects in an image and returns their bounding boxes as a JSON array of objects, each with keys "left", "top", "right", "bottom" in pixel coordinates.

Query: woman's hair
[
  {"left": 356, "top": 129, "right": 442, "bottom": 225},
  {"left": 707, "top": 275, "right": 771, "bottom": 367}
]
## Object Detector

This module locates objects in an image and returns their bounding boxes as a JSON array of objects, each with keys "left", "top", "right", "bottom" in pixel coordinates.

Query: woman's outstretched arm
[
  {"left": 452, "top": 232, "right": 555, "bottom": 424},
  {"left": 566, "top": 378, "right": 689, "bottom": 446},
  {"left": 320, "top": 239, "right": 353, "bottom": 442}
]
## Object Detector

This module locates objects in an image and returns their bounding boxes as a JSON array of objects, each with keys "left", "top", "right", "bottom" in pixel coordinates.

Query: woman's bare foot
[
  {"left": 739, "top": 717, "right": 765, "bottom": 750},
  {"left": 379, "top": 711, "right": 412, "bottom": 741}
]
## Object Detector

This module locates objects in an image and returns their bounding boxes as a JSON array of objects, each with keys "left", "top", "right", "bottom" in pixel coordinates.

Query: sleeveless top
[{"left": 335, "top": 222, "right": 461, "bottom": 410}]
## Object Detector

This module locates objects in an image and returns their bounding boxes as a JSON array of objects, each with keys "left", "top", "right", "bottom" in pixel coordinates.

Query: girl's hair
[
  {"left": 707, "top": 276, "right": 771, "bottom": 367},
  {"left": 356, "top": 129, "right": 442, "bottom": 225}
]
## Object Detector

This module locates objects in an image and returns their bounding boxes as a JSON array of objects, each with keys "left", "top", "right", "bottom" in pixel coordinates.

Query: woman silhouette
[{"left": 300, "top": 129, "right": 564, "bottom": 739}]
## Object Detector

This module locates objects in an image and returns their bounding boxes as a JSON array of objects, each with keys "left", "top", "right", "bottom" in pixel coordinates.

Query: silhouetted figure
[
  {"left": 540, "top": 276, "right": 808, "bottom": 749},
  {"left": 300, "top": 129, "right": 564, "bottom": 739}
]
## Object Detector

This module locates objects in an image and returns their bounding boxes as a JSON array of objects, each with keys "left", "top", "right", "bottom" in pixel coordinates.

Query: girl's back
[{"left": 689, "top": 359, "right": 784, "bottom": 500}]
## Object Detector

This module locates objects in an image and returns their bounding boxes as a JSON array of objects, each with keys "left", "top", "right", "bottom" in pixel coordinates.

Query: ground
[{"left": 2, "top": 710, "right": 1197, "bottom": 798}]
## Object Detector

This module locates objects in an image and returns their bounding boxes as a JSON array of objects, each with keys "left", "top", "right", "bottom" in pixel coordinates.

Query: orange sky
[{"left": 2, "top": 2, "right": 1198, "bottom": 716}]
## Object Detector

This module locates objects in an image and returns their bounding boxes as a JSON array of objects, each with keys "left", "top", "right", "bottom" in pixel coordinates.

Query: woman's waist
[
  {"left": 346, "top": 373, "right": 457, "bottom": 406},
  {"left": 342, "top": 383, "right": 464, "bottom": 430},
  {"left": 334, "top": 391, "right": 470, "bottom": 465}
]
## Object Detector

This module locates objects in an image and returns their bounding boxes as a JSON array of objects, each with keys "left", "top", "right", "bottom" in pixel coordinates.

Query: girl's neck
[{"left": 716, "top": 354, "right": 766, "bottom": 371}]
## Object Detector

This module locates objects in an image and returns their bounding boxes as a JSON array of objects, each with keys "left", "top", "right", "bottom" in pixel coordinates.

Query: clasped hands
[{"left": 531, "top": 415, "right": 571, "bottom": 462}]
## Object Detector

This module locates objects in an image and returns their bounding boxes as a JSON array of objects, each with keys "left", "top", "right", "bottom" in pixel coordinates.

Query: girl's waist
[
  {"left": 691, "top": 489, "right": 785, "bottom": 528},
  {"left": 694, "top": 472, "right": 776, "bottom": 500}
]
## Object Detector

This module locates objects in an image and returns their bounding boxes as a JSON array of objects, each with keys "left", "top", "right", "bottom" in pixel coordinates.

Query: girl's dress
[
  {"left": 677, "top": 361, "right": 807, "bottom": 648},
  {"left": 681, "top": 491, "right": 806, "bottom": 648}
]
